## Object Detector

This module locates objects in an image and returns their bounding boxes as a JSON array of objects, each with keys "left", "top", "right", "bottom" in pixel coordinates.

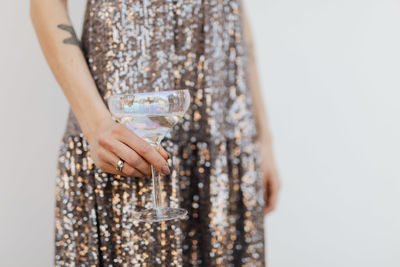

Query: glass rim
[{"left": 108, "top": 89, "right": 190, "bottom": 99}]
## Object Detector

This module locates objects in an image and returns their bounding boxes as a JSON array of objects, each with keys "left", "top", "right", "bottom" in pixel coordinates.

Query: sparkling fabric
[{"left": 55, "top": 0, "right": 265, "bottom": 266}]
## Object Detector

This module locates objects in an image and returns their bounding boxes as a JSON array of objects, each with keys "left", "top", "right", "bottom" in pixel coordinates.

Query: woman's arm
[
  {"left": 30, "top": 0, "right": 171, "bottom": 177},
  {"left": 241, "top": 3, "right": 281, "bottom": 214},
  {"left": 30, "top": 0, "right": 109, "bottom": 141}
]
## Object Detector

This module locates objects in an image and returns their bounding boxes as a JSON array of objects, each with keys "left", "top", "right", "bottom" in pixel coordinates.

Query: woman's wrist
[{"left": 81, "top": 110, "right": 115, "bottom": 144}]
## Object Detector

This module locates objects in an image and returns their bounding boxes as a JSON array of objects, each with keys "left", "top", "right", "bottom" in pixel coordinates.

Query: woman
[{"left": 31, "top": 0, "right": 280, "bottom": 266}]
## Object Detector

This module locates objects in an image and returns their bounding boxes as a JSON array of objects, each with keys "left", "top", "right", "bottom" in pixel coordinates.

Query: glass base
[{"left": 133, "top": 207, "right": 187, "bottom": 223}]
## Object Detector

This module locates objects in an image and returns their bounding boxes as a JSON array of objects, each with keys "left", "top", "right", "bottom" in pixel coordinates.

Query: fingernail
[
  {"left": 161, "top": 165, "right": 171, "bottom": 175},
  {"left": 168, "top": 153, "right": 171, "bottom": 159}
]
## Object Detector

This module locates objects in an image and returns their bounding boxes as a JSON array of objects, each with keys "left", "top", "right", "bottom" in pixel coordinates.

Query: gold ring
[{"left": 116, "top": 159, "right": 124, "bottom": 172}]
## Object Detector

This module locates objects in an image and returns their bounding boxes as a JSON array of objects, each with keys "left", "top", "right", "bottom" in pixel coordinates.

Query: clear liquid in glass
[
  {"left": 114, "top": 113, "right": 182, "bottom": 145},
  {"left": 108, "top": 90, "right": 190, "bottom": 222}
]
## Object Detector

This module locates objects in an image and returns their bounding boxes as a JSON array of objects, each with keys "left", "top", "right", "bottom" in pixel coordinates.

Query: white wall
[
  {"left": 246, "top": 0, "right": 400, "bottom": 266},
  {"left": 0, "top": 1, "right": 399, "bottom": 266},
  {"left": 0, "top": 2, "right": 66, "bottom": 267}
]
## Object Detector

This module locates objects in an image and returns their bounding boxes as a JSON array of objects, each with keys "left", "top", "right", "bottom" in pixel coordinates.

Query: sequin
[{"left": 56, "top": 0, "right": 265, "bottom": 266}]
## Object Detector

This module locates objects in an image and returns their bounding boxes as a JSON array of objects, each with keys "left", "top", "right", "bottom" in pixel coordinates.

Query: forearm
[
  {"left": 241, "top": 3, "right": 272, "bottom": 144},
  {"left": 30, "top": 0, "right": 112, "bottom": 141}
]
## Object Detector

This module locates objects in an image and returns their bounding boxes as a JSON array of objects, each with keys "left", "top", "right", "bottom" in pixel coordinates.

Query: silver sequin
[{"left": 56, "top": 1, "right": 265, "bottom": 266}]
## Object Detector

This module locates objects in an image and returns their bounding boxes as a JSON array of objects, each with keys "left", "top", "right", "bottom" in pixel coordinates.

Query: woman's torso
[{"left": 63, "top": 0, "right": 258, "bottom": 146}]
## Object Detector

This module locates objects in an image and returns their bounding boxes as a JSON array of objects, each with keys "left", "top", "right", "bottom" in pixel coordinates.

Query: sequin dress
[{"left": 55, "top": 1, "right": 265, "bottom": 266}]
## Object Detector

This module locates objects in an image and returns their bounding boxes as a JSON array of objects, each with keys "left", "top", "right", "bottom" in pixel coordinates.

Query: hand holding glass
[{"left": 108, "top": 89, "right": 190, "bottom": 222}]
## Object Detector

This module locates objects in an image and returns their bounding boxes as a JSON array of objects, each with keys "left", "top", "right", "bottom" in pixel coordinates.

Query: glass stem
[
  {"left": 151, "top": 142, "right": 163, "bottom": 212},
  {"left": 151, "top": 164, "right": 162, "bottom": 210}
]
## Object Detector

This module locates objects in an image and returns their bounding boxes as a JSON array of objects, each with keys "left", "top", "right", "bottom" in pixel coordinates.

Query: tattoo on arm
[{"left": 57, "top": 24, "right": 81, "bottom": 48}]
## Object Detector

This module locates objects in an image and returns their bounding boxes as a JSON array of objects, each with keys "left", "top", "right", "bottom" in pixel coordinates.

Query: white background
[{"left": 1, "top": 1, "right": 399, "bottom": 266}]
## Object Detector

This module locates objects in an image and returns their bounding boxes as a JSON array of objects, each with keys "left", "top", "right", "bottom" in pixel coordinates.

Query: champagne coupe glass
[{"left": 108, "top": 89, "right": 191, "bottom": 222}]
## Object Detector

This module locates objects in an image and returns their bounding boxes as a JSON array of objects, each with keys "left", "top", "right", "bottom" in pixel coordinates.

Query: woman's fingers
[
  {"left": 108, "top": 140, "right": 152, "bottom": 177},
  {"left": 116, "top": 125, "right": 171, "bottom": 175},
  {"left": 102, "top": 162, "right": 146, "bottom": 178},
  {"left": 96, "top": 124, "right": 170, "bottom": 176},
  {"left": 264, "top": 174, "right": 280, "bottom": 214},
  {"left": 158, "top": 146, "right": 170, "bottom": 160},
  {"left": 264, "top": 185, "right": 277, "bottom": 214},
  {"left": 98, "top": 147, "right": 146, "bottom": 178}
]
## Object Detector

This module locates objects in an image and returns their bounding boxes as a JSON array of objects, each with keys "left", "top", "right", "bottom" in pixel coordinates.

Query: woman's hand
[
  {"left": 260, "top": 138, "right": 281, "bottom": 214},
  {"left": 86, "top": 118, "right": 170, "bottom": 178}
]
